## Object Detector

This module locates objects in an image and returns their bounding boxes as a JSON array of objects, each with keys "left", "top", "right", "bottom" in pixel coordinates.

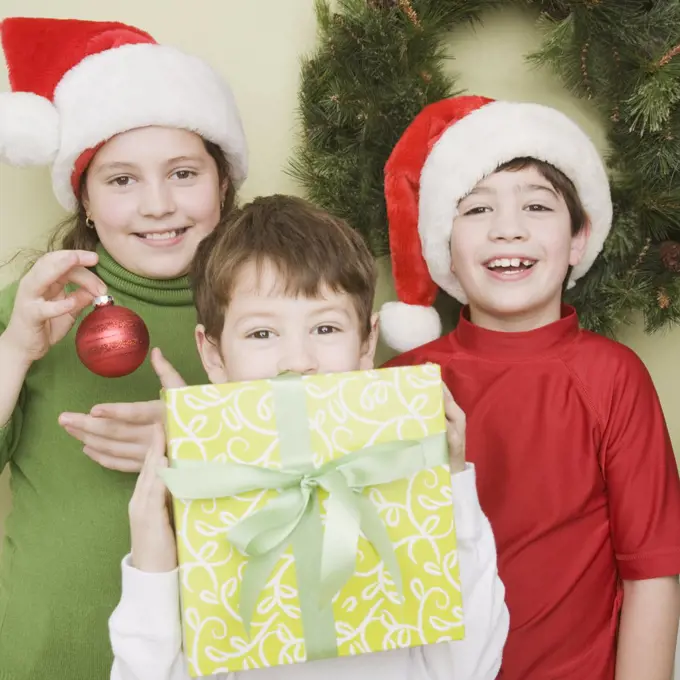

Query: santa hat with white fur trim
[
  {"left": 380, "top": 95, "right": 613, "bottom": 353},
  {"left": 0, "top": 17, "right": 248, "bottom": 211}
]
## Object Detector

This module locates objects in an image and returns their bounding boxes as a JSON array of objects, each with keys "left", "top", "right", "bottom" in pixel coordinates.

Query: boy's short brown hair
[
  {"left": 497, "top": 157, "right": 587, "bottom": 236},
  {"left": 191, "top": 195, "right": 377, "bottom": 342}
]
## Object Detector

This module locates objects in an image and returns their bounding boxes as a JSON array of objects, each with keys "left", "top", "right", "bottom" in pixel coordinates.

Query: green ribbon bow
[{"left": 161, "top": 373, "right": 447, "bottom": 660}]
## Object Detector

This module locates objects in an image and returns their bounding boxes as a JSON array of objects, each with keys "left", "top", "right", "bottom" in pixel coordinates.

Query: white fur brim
[
  {"left": 50, "top": 43, "right": 248, "bottom": 210},
  {"left": 0, "top": 91, "right": 59, "bottom": 166},
  {"left": 419, "top": 101, "right": 613, "bottom": 300},
  {"left": 379, "top": 301, "right": 442, "bottom": 352}
]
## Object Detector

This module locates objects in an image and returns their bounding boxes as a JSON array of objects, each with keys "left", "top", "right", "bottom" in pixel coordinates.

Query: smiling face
[
  {"left": 188, "top": 194, "right": 379, "bottom": 384},
  {"left": 197, "top": 259, "right": 379, "bottom": 383},
  {"left": 83, "top": 126, "right": 226, "bottom": 279},
  {"left": 450, "top": 163, "right": 589, "bottom": 331}
]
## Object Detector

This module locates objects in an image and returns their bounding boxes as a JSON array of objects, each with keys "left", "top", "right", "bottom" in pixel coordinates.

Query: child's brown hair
[{"left": 191, "top": 194, "right": 377, "bottom": 342}]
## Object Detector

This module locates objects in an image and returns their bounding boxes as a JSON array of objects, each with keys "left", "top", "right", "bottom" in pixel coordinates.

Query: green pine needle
[{"left": 289, "top": 0, "right": 680, "bottom": 336}]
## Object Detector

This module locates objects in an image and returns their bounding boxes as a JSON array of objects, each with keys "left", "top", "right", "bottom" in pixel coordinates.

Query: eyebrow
[
  {"left": 93, "top": 161, "right": 137, "bottom": 175},
  {"left": 165, "top": 155, "right": 206, "bottom": 166},
  {"left": 93, "top": 155, "right": 206, "bottom": 175},
  {"left": 308, "top": 304, "right": 352, "bottom": 318},
  {"left": 523, "top": 183, "right": 558, "bottom": 198},
  {"left": 233, "top": 304, "right": 352, "bottom": 326},
  {"left": 234, "top": 310, "right": 278, "bottom": 321},
  {"left": 466, "top": 183, "right": 558, "bottom": 198}
]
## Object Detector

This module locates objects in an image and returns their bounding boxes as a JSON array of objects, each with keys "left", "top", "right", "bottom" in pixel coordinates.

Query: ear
[
  {"left": 195, "top": 324, "right": 229, "bottom": 384},
  {"left": 220, "top": 177, "right": 230, "bottom": 206},
  {"left": 569, "top": 218, "right": 591, "bottom": 266},
  {"left": 449, "top": 219, "right": 458, "bottom": 274},
  {"left": 358, "top": 313, "right": 380, "bottom": 370},
  {"left": 81, "top": 186, "right": 90, "bottom": 215}
]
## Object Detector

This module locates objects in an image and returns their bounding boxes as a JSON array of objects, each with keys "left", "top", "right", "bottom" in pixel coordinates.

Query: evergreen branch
[{"left": 291, "top": 0, "right": 680, "bottom": 335}]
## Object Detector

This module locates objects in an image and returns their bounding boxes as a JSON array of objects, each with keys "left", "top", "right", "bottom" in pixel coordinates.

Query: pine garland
[{"left": 290, "top": 0, "right": 680, "bottom": 336}]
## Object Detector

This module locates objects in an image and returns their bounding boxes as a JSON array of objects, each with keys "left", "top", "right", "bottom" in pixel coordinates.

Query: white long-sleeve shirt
[{"left": 110, "top": 464, "right": 508, "bottom": 680}]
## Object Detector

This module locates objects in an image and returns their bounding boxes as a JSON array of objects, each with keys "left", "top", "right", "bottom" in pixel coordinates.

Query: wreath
[{"left": 290, "top": 0, "right": 680, "bottom": 335}]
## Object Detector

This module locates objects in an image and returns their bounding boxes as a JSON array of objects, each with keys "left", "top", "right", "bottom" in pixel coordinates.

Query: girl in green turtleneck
[{"left": 0, "top": 16, "right": 248, "bottom": 680}]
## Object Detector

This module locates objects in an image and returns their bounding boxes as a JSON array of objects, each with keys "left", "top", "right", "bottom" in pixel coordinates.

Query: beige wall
[{"left": 1, "top": 2, "right": 678, "bottom": 528}]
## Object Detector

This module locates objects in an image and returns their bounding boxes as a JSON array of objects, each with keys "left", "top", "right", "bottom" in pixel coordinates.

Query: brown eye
[
  {"left": 464, "top": 207, "right": 488, "bottom": 216},
  {"left": 248, "top": 330, "right": 272, "bottom": 339},
  {"left": 173, "top": 169, "right": 196, "bottom": 180}
]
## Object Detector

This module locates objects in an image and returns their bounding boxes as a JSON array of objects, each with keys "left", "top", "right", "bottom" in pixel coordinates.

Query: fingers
[
  {"left": 84, "top": 452, "right": 143, "bottom": 473},
  {"left": 443, "top": 384, "right": 465, "bottom": 425},
  {"left": 78, "top": 434, "right": 144, "bottom": 461},
  {"left": 89, "top": 400, "right": 165, "bottom": 425},
  {"left": 37, "top": 286, "right": 94, "bottom": 323},
  {"left": 60, "top": 415, "right": 148, "bottom": 469},
  {"left": 443, "top": 385, "right": 466, "bottom": 474},
  {"left": 59, "top": 412, "right": 144, "bottom": 445},
  {"left": 59, "top": 403, "right": 167, "bottom": 473},
  {"left": 65, "top": 287, "right": 99, "bottom": 319},
  {"left": 23, "top": 251, "right": 105, "bottom": 299},
  {"left": 37, "top": 296, "right": 79, "bottom": 319},
  {"left": 147, "top": 423, "right": 168, "bottom": 465},
  {"left": 151, "top": 348, "right": 188, "bottom": 389},
  {"left": 60, "top": 265, "right": 107, "bottom": 298},
  {"left": 145, "top": 425, "right": 174, "bottom": 528},
  {"left": 129, "top": 423, "right": 178, "bottom": 571},
  {"left": 131, "top": 425, "right": 169, "bottom": 511}
]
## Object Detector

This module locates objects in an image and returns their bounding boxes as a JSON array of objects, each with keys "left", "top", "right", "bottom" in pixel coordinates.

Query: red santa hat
[
  {"left": 0, "top": 17, "right": 248, "bottom": 210},
  {"left": 380, "top": 95, "right": 613, "bottom": 352}
]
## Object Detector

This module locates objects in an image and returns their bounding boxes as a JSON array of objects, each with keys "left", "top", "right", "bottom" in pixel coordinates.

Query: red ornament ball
[{"left": 75, "top": 296, "right": 150, "bottom": 378}]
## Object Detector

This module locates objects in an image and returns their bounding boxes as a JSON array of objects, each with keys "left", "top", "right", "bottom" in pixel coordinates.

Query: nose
[
  {"left": 488, "top": 206, "right": 529, "bottom": 242},
  {"left": 277, "top": 337, "right": 319, "bottom": 376},
  {"left": 140, "top": 179, "right": 176, "bottom": 218}
]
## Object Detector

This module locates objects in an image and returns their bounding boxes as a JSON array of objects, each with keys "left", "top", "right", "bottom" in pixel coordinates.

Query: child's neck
[{"left": 468, "top": 300, "right": 563, "bottom": 333}]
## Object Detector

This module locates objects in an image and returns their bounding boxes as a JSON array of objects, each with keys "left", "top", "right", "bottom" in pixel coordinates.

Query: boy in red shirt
[{"left": 380, "top": 95, "right": 680, "bottom": 680}]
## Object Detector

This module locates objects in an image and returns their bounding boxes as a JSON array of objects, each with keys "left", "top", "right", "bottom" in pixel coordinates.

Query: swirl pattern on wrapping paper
[{"left": 165, "top": 365, "right": 463, "bottom": 676}]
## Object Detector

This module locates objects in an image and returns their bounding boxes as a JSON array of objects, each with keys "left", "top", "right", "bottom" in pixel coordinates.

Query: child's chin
[
  {"left": 489, "top": 290, "right": 562, "bottom": 316},
  {"left": 135, "top": 257, "right": 191, "bottom": 280}
]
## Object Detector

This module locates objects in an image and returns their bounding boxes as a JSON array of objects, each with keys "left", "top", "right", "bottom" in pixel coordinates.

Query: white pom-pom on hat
[
  {"left": 379, "top": 301, "right": 442, "bottom": 354},
  {"left": 0, "top": 17, "right": 248, "bottom": 210},
  {"left": 0, "top": 91, "right": 59, "bottom": 166},
  {"left": 380, "top": 95, "right": 612, "bottom": 352}
]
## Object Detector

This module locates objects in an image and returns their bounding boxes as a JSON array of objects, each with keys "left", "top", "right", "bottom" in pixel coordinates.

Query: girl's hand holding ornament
[{"left": 3, "top": 250, "right": 106, "bottom": 366}]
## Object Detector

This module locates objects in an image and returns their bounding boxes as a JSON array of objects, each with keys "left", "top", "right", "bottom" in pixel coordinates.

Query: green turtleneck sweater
[{"left": 0, "top": 247, "right": 207, "bottom": 680}]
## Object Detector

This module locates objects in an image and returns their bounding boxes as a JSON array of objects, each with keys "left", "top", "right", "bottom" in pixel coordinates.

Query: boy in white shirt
[{"left": 109, "top": 195, "right": 509, "bottom": 680}]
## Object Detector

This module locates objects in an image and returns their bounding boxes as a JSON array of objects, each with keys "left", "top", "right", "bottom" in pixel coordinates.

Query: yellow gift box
[{"left": 162, "top": 364, "right": 464, "bottom": 677}]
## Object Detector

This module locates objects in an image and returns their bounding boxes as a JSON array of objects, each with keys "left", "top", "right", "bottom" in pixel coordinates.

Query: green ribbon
[{"left": 161, "top": 373, "right": 448, "bottom": 660}]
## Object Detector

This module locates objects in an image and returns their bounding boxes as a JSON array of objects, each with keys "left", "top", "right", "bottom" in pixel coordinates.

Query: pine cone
[
  {"left": 660, "top": 240, "right": 680, "bottom": 273},
  {"left": 657, "top": 288, "right": 671, "bottom": 309}
]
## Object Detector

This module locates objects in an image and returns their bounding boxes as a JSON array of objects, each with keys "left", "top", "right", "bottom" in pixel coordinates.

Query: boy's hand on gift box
[
  {"left": 129, "top": 424, "right": 178, "bottom": 573},
  {"left": 59, "top": 399, "right": 164, "bottom": 472},
  {"left": 443, "top": 385, "right": 466, "bottom": 474},
  {"left": 59, "top": 348, "right": 186, "bottom": 472}
]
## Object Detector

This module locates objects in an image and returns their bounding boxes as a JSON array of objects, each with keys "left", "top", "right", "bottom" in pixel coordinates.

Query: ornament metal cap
[{"left": 93, "top": 295, "right": 114, "bottom": 307}]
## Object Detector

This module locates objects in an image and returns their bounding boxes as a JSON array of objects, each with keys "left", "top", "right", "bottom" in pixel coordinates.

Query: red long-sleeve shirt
[{"left": 385, "top": 305, "right": 680, "bottom": 680}]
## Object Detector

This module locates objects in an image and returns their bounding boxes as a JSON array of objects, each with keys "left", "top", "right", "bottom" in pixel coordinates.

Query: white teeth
[
  {"left": 141, "top": 229, "right": 183, "bottom": 240},
  {"left": 487, "top": 258, "right": 536, "bottom": 269}
]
